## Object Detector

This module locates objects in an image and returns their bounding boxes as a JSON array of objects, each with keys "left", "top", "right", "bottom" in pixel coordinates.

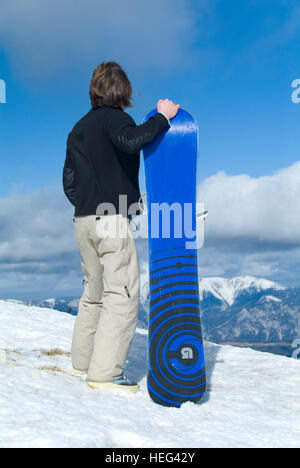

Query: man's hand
[{"left": 157, "top": 99, "right": 180, "bottom": 120}]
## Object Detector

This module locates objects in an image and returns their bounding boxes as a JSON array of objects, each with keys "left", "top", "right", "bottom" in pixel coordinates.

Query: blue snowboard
[{"left": 143, "top": 108, "right": 206, "bottom": 408}]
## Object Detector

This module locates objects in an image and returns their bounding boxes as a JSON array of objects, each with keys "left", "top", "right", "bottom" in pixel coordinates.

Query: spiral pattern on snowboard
[{"left": 147, "top": 248, "right": 206, "bottom": 407}]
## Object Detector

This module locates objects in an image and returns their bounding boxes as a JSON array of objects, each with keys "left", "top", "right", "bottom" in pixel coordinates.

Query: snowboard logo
[
  {"left": 181, "top": 347, "right": 194, "bottom": 360},
  {"left": 167, "top": 342, "right": 200, "bottom": 370}
]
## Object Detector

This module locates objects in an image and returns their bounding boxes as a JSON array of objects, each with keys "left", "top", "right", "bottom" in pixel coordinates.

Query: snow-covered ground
[{"left": 0, "top": 300, "right": 299, "bottom": 448}]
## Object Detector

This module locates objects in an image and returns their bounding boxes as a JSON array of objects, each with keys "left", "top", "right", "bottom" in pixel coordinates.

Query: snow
[
  {"left": 44, "top": 298, "right": 56, "bottom": 307},
  {"left": 262, "top": 295, "right": 282, "bottom": 303},
  {"left": 0, "top": 300, "right": 299, "bottom": 448},
  {"left": 198, "top": 276, "right": 286, "bottom": 306},
  {"left": 68, "top": 299, "right": 80, "bottom": 309}
]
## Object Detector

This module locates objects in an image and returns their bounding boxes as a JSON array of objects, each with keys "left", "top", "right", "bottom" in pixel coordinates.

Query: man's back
[{"left": 64, "top": 105, "right": 169, "bottom": 216}]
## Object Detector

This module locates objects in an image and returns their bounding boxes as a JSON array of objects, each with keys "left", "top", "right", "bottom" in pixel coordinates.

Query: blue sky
[{"left": 0, "top": 0, "right": 300, "bottom": 298}]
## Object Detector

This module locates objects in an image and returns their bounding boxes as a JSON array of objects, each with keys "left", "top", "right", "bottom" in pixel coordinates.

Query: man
[{"left": 63, "top": 61, "right": 179, "bottom": 393}]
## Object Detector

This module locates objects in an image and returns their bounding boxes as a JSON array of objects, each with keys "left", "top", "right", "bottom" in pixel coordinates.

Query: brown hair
[{"left": 89, "top": 61, "right": 133, "bottom": 109}]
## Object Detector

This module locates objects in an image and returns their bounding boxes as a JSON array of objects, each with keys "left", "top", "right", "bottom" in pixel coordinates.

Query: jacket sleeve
[
  {"left": 107, "top": 110, "right": 170, "bottom": 154},
  {"left": 63, "top": 145, "right": 76, "bottom": 206}
]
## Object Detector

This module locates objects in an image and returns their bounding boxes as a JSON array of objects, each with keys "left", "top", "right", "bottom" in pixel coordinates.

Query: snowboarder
[{"left": 63, "top": 61, "right": 179, "bottom": 393}]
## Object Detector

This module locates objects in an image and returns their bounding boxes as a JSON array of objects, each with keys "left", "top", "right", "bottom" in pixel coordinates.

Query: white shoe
[
  {"left": 73, "top": 368, "right": 87, "bottom": 375},
  {"left": 87, "top": 376, "right": 140, "bottom": 394}
]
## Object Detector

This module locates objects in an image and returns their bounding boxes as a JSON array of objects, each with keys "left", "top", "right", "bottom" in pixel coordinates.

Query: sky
[{"left": 0, "top": 0, "right": 300, "bottom": 299}]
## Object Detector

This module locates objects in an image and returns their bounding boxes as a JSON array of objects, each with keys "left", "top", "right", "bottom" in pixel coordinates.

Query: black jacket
[{"left": 63, "top": 105, "right": 170, "bottom": 216}]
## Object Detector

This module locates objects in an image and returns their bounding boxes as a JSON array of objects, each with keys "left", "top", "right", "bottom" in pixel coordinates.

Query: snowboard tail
[{"left": 148, "top": 246, "right": 206, "bottom": 407}]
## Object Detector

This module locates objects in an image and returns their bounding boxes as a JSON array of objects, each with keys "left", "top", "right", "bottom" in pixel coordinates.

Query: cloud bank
[
  {"left": 0, "top": 187, "right": 82, "bottom": 298},
  {"left": 198, "top": 161, "right": 300, "bottom": 247},
  {"left": 0, "top": 162, "right": 299, "bottom": 299}
]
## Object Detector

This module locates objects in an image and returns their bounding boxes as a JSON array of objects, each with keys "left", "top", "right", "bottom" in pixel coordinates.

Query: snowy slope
[{"left": 0, "top": 300, "right": 299, "bottom": 448}]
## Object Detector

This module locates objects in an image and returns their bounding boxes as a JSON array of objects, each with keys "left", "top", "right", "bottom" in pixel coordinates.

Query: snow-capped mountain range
[
  {"left": 6, "top": 276, "right": 300, "bottom": 356},
  {"left": 198, "top": 276, "right": 299, "bottom": 349},
  {"left": 24, "top": 297, "right": 79, "bottom": 315},
  {"left": 198, "top": 276, "right": 286, "bottom": 306}
]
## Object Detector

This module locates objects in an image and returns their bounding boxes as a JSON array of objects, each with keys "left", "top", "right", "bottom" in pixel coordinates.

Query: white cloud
[
  {"left": 0, "top": 187, "right": 75, "bottom": 262},
  {"left": 198, "top": 161, "right": 300, "bottom": 247},
  {"left": 0, "top": 0, "right": 208, "bottom": 80},
  {"left": 197, "top": 245, "right": 300, "bottom": 287},
  {"left": 0, "top": 267, "right": 81, "bottom": 298}
]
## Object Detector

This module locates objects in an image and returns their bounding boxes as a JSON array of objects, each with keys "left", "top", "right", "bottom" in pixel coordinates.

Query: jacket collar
[{"left": 92, "top": 105, "right": 123, "bottom": 111}]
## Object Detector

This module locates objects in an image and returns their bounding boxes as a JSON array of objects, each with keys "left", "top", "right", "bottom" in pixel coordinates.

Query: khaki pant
[{"left": 72, "top": 215, "right": 140, "bottom": 383}]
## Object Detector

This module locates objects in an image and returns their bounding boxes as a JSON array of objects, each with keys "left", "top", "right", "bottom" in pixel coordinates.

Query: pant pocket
[
  {"left": 96, "top": 216, "right": 127, "bottom": 254},
  {"left": 81, "top": 260, "right": 103, "bottom": 302}
]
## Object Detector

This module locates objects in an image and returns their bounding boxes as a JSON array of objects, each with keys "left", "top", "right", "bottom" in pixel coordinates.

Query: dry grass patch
[
  {"left": 38, "top": 366, "right": 64, "bottom": 373},
  {"left": 41, "top": 349, "right": 71, "bottom": 357}
]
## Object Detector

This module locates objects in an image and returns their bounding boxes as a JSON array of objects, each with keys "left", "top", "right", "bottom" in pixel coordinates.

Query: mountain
[
  {"left": 199, "top": 277, "right": 300, "bottom": 345},
  {"left": 25, "top": 297, "right": 79, "bottom": 315},
  {"left": 0, "top": 300, "right": 299, "bottom": 448},
  {"left": 198, "top": 276, "right": 286, "bottom": 306}
]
